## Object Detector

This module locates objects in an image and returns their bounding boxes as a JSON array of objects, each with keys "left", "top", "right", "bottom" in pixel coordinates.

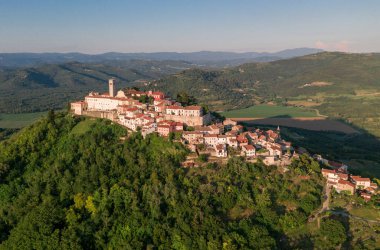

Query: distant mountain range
[{"left": 0, "top": 48, "right": 323, "bottom": 68}]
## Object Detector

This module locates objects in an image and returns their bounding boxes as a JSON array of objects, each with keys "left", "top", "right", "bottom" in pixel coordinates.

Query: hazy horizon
[{"left": 0, "top": 0, "right": 379, "bottom": 53}]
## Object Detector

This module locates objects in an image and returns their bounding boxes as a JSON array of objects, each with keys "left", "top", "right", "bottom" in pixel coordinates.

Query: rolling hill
[
  {"left": 0, "top": 48, "right": 322, "bottom": 68},
  {"left": 0, "top": 60, "right": 195, "bottom": 113},
  {"left": 0, "top": 113, "right": 373, "bottom": 249},
  {"left": 149, "top": 52, "right": 380, "bottom": 137}
]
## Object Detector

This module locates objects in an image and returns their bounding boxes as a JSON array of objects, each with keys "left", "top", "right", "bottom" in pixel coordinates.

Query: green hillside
[
  {"left": 2, "top": 114, "right": 375, "bottom": 248},
  {"left": 0, "top": 60, "right": 194, "bottom": 113},
  {"left": 151, "top": 52, "right": 380, "bottom": 136},
  {"left": 222, "top": 105, "right": 318, "bottom": 118}
]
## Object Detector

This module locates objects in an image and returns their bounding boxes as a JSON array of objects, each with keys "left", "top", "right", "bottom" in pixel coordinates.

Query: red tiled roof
[
  {"left": 204, "top": 134, "right": 218, "bottom": 138},
  {"left": 243, "top": 145, "right": 255, "bottom": 151},
  {"left": 322, "top": 168, "right": 336, "bottom": 174},
  {"left": 85, "top": 95, "right": 129, "bottom": 101},
  {"left": 182, "top": 131, "right": 203, "bottom": 135},
  {"left": 338, "top": 179, "right": 355, "bottom": 188},
  {"left": 184, "top": 105, "right": 202, "bottom": 110},
  {"left": 337, "top": 173, "right": 348, "bottom": 179},
  {"left": 351, "top": 176, "right": 371, "bottom": 182},
  {"left": 166, "top": 105, "right": 183, "bottom": 110},
  {"left": 126, "top": 107, "right": 138, "bottom": 111}
]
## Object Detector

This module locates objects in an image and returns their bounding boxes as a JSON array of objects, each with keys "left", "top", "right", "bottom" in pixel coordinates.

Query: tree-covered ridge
[
  {"left": 0, "top": 114, "right": 354, "bottom": 249},
  {"left": 0, "top": 60, "right": 195, "bottom": 113},
  {"left": 151, "top": 52, "right": 380, "bottom": 137}
]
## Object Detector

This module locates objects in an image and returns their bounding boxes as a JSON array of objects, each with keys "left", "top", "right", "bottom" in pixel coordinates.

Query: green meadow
[
  {"left": 0, "top": 112, "right": 48, "bottom": 128},
  {"left": 221, "top": 105, "right": 319, "bottom": 118}
]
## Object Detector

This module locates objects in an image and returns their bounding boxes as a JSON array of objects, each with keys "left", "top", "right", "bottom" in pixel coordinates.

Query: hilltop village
[
  {"left": 71, "top": 79, "right": 378, "bottom": 201},
  {"left": 71, "top": 79, "right": 292, "bottom": 164}
]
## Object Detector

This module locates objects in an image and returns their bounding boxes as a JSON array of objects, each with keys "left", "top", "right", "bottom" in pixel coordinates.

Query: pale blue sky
[{"left": 0, "top": 0, "right": 379, "bottom": 53}]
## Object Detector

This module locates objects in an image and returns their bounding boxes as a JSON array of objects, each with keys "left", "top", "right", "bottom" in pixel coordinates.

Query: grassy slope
[
  {"left": 0, "top": 112, "right": 47, "bottom": 128},
  {"left": 221, "top": 105, "right": 318, "bottom": 118}
]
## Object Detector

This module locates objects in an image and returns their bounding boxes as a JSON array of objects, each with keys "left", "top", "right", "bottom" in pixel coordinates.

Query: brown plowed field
[{"left": 232, "top": 117, "right": 358, "bottom": 134}]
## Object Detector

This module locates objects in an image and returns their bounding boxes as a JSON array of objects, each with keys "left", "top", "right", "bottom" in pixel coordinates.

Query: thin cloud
[{"left": 315, "top": 40, "right": 350, "bottom": 52}]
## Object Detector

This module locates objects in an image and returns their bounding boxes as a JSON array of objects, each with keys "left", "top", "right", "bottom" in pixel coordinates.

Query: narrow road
[
  {"left": 309, "top": 183, "right": 380, "bottom": 224},
  {"left": 309, "top": 183, "right": 331, "bottom": 222},
  {"left": 328, "top": 210, "right": 380, "bottom": 224}
]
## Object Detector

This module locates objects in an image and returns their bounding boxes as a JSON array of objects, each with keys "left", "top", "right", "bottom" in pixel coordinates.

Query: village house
[
  {"left": 241, "top": 145, "right": 256, "bottom": 157},
  {"left": 268, "top": 144, "right": 282, "bottom": 158},
  {"left": 231, "top": 125, "right": 244, "bottom": 133},
  {"left": 157, "top": 124, "right": 173, "bottom": 137},
  {"left": 321, "top": 168, "right": 377, "bottom": 200},
  {"left": 204, "top": 134, "right": 219, "bottom": 147},
  {"left": 215, "top": 144, "right": 227, "bottom": 158},
  {"left": 70, "top": 79, "right": 309, "bottom": 167},
  {"left": 223, "top": 119, "right": 237, "bottom": 130},
  {"left": 351, "top": 176, "right": 371, "bottom": 189},
  {"left": 227, "top": 137, "right": 238, "bottom": 148},
  {"left": 182, "top": 131, "right": 204, "bottom": 144},
  {"left": 335, "top": 179, "right": 355, "bottom": 194},
  {"left": 146, "top": 90, "right": 165, "bottom": 100},
  {"left": 237, "top": 135, "right": 248, "bottom": 147},
  {"left": 70, "top": 101, "right": 86, "bottom": 115}
]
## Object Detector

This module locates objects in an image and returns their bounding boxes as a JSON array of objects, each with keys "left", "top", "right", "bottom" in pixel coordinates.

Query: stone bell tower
[{"left": 109, "top": 79, "right": 115, "bottom": 97}]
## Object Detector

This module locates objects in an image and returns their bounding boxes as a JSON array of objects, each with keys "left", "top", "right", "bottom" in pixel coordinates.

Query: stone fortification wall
[
  {"left": 83, "top": 110, "right": 118, "bottom": 121},
  {"left": 164, "top": 113, "right": 211, "bottom": 126}
]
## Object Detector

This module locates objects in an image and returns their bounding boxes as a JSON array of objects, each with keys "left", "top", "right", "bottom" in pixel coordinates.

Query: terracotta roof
[
  {"left": 243, "top": 145, "right": 255, "bottom": 151},
  {"left": 85, "top": 95, "right": 130, "bottom": 101},
  {"left": 351, "top": 176, "right": 371, "bottom": 182},
  {"left": 195, "top": 126, "right": 211, "bottom": 131},
  {"left": 204, "top": 134, "right": 218, "bottom": 138},
  {"left": 182, "top": 131, "right": 203, "bottom": 135},
  {"left": 184, "top": 105, "right": 202, "bottom": 110},
  {"left": 338, "top": 179, "right": 355, "bottom": 188},
  {"left": 126, "top": 107, "right": 138, "bottom": 111},
  {"left": 158, "top": 125, "right": 170, "bottom": 128},
  {"left": 322, "top": 168, "right": 336, "bottom": 174},
  {"left": 166, "top": 105, "right": 183, "bottom": 110},
  {"left": 337, "top": 173, "right": 348, "bottom": 179}
]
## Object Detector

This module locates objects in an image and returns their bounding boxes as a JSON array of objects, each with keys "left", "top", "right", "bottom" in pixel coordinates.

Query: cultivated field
[
  {"left": 221, "top": 104, "right": 358, "bottom": 134},
  {"left": 0, "top": 112, "right": 47, "bottom": 128},
  {"left": 239, "top": 118, "right": 358, "bottom": 134},
  {"left": 221, "top": 105, "right": 319, "bottom": 118}
]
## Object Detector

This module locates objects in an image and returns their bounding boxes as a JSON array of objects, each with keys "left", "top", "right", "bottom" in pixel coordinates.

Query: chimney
[{"left": 109, "top": 79, "right": 115, "bottom": 97}]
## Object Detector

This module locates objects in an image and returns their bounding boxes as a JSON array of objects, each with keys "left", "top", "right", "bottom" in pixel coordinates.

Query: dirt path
[{"left": 310, "top": 183, "right": 331, "bottom": 223}]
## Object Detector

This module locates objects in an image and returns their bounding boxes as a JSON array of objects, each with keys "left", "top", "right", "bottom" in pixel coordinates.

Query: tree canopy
[{"left": 0, "top": 114, "right": 356, "bottom": 249}]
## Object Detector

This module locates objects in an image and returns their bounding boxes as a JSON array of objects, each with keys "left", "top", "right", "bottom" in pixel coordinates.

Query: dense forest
[{"left": 0, "top": 113, "right": 368, "bottom": 249}]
